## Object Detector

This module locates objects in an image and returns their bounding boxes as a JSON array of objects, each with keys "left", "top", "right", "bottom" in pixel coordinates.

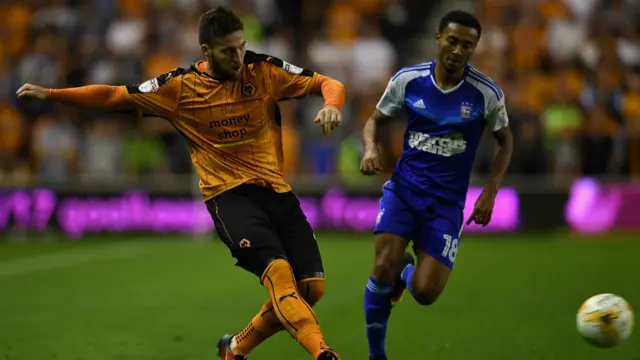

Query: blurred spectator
[
  {"left": 0, "top": 104, "right": 27, "bottom": 181},
  {"left": 123, "top": 119, "right": 168, "bottom": 181},
  {"left": 562, "top": 0, "right": 598, "bottom": 25},
  {"left": 106, "top": 5, "right": 146, "bottom": 58},
  {"left": 15, "top": 31, "right": 63, "bottom": 90},
  {"left": 250, "top": 26, "right": 294, "bottom": 61},
  {"left": 511, "top": 116, "right": 547, "bottom": 174},
  {"left": 618, "top": 67, "right": 640, "bottom": 177},
  {"left": 279, "top": 101, "right": 300, "bottom": 177},
  {"left": 86, "top": 53, "right": 120, "bottom": 85},
  {"left": 580, "top": 104, "right": 616, "bottom": 175},
  {"left": 1, "top": 3, "right": 32, "bottom": 57},
  {"left": 541, "top": 78, "right": 582, "bottom": 179},
  {"left": 337, "top": 121, "right": 376, "bottom": 186},
  {"left": 351, "top": 19, "right": 397, "bottom": 90},
  {"left": 233, "top": 0, "right": 265, "bottom": 45},
  {"left": 30, "top": 114, "right": 79, "bottom": 183},
  {"left": 473, "top": 22, "right": 508, "bottom": 79},
  {"left": 307, "top": 26, "right": 352, "bottom": 84},
  {"left": 617, "top": 24, "right": 640, "bottom": 67},
  {"left": 337, "top": 133, "right": 364, "bottom": 184},
  {"left": 80, "top": 119, "right": 123, "bottom": 182},
  {"left": 30, "top": 0, "right": 78, "bottom": 31},
  {"left": 546, "top": 11, "right": 586, "bottom": 63}
]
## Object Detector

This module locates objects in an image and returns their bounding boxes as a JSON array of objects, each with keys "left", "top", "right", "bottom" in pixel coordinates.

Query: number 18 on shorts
[{"left": 374, "top": 181, "right": 464, "bottom": 269}]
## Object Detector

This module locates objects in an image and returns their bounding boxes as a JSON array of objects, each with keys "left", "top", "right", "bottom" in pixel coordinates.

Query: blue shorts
[{"left": 374, "top": 180, "right": 464, "bottom": 269}]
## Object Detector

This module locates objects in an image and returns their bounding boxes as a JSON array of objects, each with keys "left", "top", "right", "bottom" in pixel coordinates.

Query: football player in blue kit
[{"left": 359, "top": 10, "right": 514, "bottom": 360}]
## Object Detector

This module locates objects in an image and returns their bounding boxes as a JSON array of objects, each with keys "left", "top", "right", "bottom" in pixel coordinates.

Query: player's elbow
[
  {"left": 323, "top": 75, "right": 344, "bottom": 90},
  {"left": 334, "top": 78, "right": 346, "bottom": 93},
  {"left": 494, "top": 126, "right": 513, "bottom": 149}
]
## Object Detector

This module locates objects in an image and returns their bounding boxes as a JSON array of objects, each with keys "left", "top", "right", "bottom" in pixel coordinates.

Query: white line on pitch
[{"left": 0, "top": 242, "right": 153, "bottom": 277}]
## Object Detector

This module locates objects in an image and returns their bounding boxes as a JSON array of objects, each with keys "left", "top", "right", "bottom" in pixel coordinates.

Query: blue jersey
[{"left": 376, "top": 61, "right": 509, "bottom": 207}]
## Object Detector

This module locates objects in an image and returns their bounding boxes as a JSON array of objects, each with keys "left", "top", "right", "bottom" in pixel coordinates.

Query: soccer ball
[{"left": 576, "top": 293, "right": 634, "bottom": 348}]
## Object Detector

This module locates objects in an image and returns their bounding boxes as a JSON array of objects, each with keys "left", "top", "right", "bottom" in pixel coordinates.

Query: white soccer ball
[{"left": 576, "top": 293, "right": 634, "bottom": 348}]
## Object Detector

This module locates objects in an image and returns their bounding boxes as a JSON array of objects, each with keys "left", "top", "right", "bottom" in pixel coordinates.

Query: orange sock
[
  {"left": 233, "top": 278, "right": 326, "bottom": 356},
  {"left": 233, "top": 299, "right": 282, "bottom": 355},
  {"left": 261, "top": 260, "right": 329, "bottom": 358}
]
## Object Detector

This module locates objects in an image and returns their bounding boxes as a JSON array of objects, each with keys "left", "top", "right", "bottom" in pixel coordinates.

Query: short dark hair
[
  {"left": 438, "top": 10, "right": 481, "bottom": 38},
  {"left": 198, "top": 7, "right": 244, "bottom": 45}
]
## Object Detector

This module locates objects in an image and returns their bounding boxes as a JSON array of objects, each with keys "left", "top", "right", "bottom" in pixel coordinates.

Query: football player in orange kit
[{"left": 18, "top": 7, "right": 345, "bottom": 360}]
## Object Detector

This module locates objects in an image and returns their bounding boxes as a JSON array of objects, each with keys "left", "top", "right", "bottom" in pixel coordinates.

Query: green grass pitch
[{"left": 0, "top": 233, "right": 638, "bottom": 360}]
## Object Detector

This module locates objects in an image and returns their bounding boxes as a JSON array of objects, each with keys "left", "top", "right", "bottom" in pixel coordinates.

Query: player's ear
[
  {"left": 201, "top": 44, "right": 211, "bottom": 57},
  {"left": 435, "top": 32, "right": 441, "bottom": 41}
]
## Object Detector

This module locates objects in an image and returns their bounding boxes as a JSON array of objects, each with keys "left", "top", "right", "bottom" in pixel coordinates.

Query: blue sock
[
  {"left": 401, "top": 264, "right": 416, "bottom": 298},
  {"left": 364, "top": 276, "right": 392, "bottom": 358}
]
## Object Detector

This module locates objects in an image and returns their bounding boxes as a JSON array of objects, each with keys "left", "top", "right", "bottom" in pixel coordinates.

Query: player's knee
[
  {"left": 372, "top": 258, "right": 397, "bottom": 283},
  {"left": 372, "top": 249, "right": 399, "bottom": 282},
  {"left": 235, "top": 246, "right": 288, "bottom": 280},
  {"left": 414, "top": 292, "right": 439, "bottom": 306},
  {"left": 261, "top": 258, "right": 296, "bottom": 286},
  {"left": 412, "top": 283, "right": 443, "bottom": 306},
  {"left": 297, "top": 278, "right": 325, "bottom": 306},
  {"left": 371, "top": 233, "right": 407, "bottom": 282}
]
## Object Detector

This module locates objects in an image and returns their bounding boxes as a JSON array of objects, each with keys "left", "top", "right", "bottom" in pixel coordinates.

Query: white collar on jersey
[{"left": 429, "top": 62, "right": 468, "bottom": 94}]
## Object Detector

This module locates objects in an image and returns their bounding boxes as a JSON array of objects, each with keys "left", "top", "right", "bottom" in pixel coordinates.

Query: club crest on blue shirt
[{"left": 460, "top": 102, "right": 473, "bottom": 120}]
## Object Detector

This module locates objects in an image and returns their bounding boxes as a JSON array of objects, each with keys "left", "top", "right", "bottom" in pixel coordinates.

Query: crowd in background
[{"left": 1, "top": 0, "right": 639, "bottom": 186}]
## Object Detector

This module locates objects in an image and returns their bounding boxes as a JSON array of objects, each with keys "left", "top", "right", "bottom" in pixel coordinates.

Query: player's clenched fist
[
  {"left": 16, "top": 84, "right": 47, "bottom": 100},
  {"left": 360, "top": 147, "right": 382, "bottom": 175},
  {"left": 314, "top": 106, "right": 341, "bottom": 135}
]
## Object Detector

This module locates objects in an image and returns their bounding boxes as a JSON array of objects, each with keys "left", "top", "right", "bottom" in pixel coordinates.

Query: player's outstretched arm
[
  {"left": 360, "top": 109, "right": 393, "bottom": 175},
  {"left": 18, "top": 70, "right": 181, "bottom": 119},
  {"left": 16, "top": 84, "right": 133, "bottom": 109}
]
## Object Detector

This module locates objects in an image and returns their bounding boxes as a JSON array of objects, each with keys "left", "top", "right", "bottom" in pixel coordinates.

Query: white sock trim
[{"left": 230, "top": 335, "right": 247, "bottom": 357}]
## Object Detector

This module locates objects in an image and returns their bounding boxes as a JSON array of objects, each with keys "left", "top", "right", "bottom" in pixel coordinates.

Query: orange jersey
[{"left": 48, "top": 51, "right": 345, "bottom": 200}]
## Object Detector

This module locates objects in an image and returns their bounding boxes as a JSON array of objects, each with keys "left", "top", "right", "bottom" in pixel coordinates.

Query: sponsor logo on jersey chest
[{"left": 408, "top": 131, "right": 466, "bottom": 157}]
